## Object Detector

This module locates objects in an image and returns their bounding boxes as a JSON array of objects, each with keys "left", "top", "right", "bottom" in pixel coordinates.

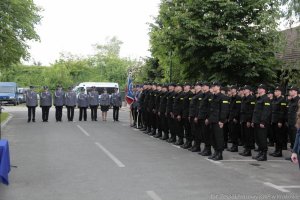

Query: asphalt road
[{"left": 0, "top": 106, "right": 300, "bottom": 200}]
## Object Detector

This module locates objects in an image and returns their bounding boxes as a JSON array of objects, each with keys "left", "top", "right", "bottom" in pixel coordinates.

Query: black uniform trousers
[
  {"left": 41, "top": 106, "right": 50, "bottom": 122},
  {"left": 229, "top": 121, "right": 241, "bottom": 146},
  {"left": 288, "top": 125, "right": 297, "bottom": 149},
  {"left": 223, "top": 122, "right": 229, "bottom": 145},
  {"left": 55, "top": 106, "right": 63, "bottom": 121},
  {"left": 210, "top": 123, "right": 224, "bottom": 151},
  {"left": 242, "top": 122, "right": 255, "bottom": 149},
  {"left": 174, "top": 116, "right": 184, "bottom": 139},
  {"left": 191, "top": 117, "right": 201, "bottom": 144},
  {"left": 161, "top": 113, "right": 169, "bottom": 135},
  {"left": 79, "top": 107, "right": 87, "bottom": 121},
  {"left": 90, "top": 105, "right": 98, "bottom": 121},
  {"left": 254, "top": 123, "right": 268, "bottom": 152},
  {"left": 27, "top": 106, "right": 36, "bottom": 121},
  {"left": 113, "top": 106, "right": 119, "bottom": 121},
  {"left": 200, "top": 120, "right": 211, "bottom": 148},
  {"left": 167, "top": 114, "right": 175, "bottom": 139},
  {"left": 156, "top": 114, "right": 162, "bottom": 133},
  {"left": 183, "top": 117, "right": 192, "bottom": 141},
  {"left": 150, "top": 111, "right": 157, "bottom": 131},
  {"left": 272, "top": 123, "right": 285, "bottom": 150},
  {"left": 66, "top": 106, "right": 75, "bottom": 121}
]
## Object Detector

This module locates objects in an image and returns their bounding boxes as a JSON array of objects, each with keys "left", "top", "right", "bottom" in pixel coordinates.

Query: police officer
[
  {"left": 136, "top": 85, "right": 143, "bottom": 128},
  {"left": 65, "top": 86, "right": 77, "bottom": 122},
  {"left": 173, "top": 84, "right": 185, "bottom": 145},
  {"left": 143, "top": 83, "right": 152, "bottom": 134},
  {"left": 77, "top": 88, "right": 88, "bottom": 121},
  {"left": 166, "top": 83, "right": 177, "bottom": 143},
  {"left": 181, "top": 83, "right": 194, "bottom": 149},
  {"left": 228, "top": 85, "right": 242, "bottom": 152},
  {"left": 88, "top": 86, "right": 99, "bottom": 121},
  {"left": 158, "top": 84, "right": 169, "bottom": 140},
  {"left": 207, "top": 82, "right": 230, "bottom": 161},
  {"left": 54, "top": 85, "right": 65, "bottom": 122},
  {"left": 139, "top": 83, "right": 149, "bottom": 130},
  {"left": 252, "top": 84, "right": 272, "bottom": 161},
  {"left": 111, "top": 87, "right": 122, "bottom": 122},
  {"left": 148, "top": 83, "right": 158, "bottom": 135},
  {"left": 287, "top": 86, "right": 299, "bottom": 150},
  {"left": 239, "top": 85, "right": 256, "bottom": 157},
  {"left": 26, "top": 86, "right": 38, "bottom": 123},
  {"left": 154, "top": 84, "right": 163, "bottom": 138},
  {"left": 189, "top": 82, "right": 203, "bottom": 152},
  {"left": 197, "top": 82, "right": 212, "bottom": 156},
  {"left": 269, "top": 86, "right": 287, "bottom": 157},
  {"left": 40, "top": 86, "right": 52, "bottom": 122}
]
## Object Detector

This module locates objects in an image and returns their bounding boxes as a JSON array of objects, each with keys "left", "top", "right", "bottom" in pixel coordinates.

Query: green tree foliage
[
  {"left": 0, "top": 37, "right": 138, "bottom": 91},
  {"left": 0, "top": 0, "right": 41, "bottom": 68},
  {"left": 149, "top": 0, "right": 282, "bottom": 85}
]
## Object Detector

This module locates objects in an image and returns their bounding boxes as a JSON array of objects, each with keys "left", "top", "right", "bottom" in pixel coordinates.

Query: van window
[{"left": 0, "top": 86, "right": 15, "bottom": 93}]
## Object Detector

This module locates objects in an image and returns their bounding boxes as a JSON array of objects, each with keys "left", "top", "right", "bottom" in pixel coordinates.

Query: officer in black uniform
[
  {"left": 269, "top": 86, "right": 287, "bottom": 157},
  {"left": 181, "top": 83, "right": 194, "bottom": 149},
  {"left": 158, "top": 84, "right": 169, "bottom": 140},
  {"left": 189, "top": 82, "right": 203, "bottom": 152},
  {"left": 252, "top": 84, "right": 271, "bottom": 161},
  {"left": 40, "top": 86, "right": 52, "bottom": 122},
  {"left": 166, "top": 83, "right": 177, "bottom": 143},
  {"left": 239, "top": 85, "right": 256, "bottom": 156},
  {"left": 197, "top": 82, "right": 212, "bottom": 156},
  {"left": 173, "top": 84, "right": 185, "bottom": 145},
  {"left": 154, "top": 84, "right": 163, "bottom": 138},
  {"left": 228, "top": 85, "right": 242, "bottom": 152},
  {"left": 148, "top": 83, "right": 158, "bottom": 135},
  {"left": 287, "top": 86, "right": 299, "bottom": 150},
  {"left": 207, "top": 82, "right": 230, "bottom": 161},
  {"left": 143, "top": 83, "right": 152, "bottom": 134}
]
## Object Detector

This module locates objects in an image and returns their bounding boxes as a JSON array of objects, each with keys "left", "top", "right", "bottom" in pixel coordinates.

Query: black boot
[
  {"left": 181, "top": 140, "right": 192, "bottom": 149},
  {"left": 190, "top": 144, "right": 201, "bottom": 152},
  {"left": 161, "top": 132, "right": 169, "bottom": 140},
  {"left": 272, "top": 150, "right": 282, "bottom": 157},
  {"left": 252, "top": 151, "right": 263, "bottom": 160},
  {"left": 240, "top": 149, "right": 252, "bottom": 157},
  {"left": 228, "top": 145, "right": 238, "bottom": 152},
  {"left": 208, "top": 151, "right": 217, "bottom": 160},
  {"left": 199, "top": 147, "right": 212, "bottom": 156},
  {"left": 257, "top": 151, "right": 267, "bottom": 161},
  {"left": 167, "top": 137, "right": 176, "bottom": 143},
  {"left": 213, "top": 151, "right": 223, "bottom": 161},
  {"left": 154, "top": 131, "right": 162, "bottom": 138},
  {"left": 174, "top": 138, "right": 184, "bottom": 146}
]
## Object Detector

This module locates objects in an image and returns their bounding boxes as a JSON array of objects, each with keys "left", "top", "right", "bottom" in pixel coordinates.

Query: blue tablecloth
[{"left": 0, "top": 140, "right": 11, "bottom": 185}]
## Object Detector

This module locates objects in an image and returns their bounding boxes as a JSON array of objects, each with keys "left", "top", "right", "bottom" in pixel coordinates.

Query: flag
[{"left": 125, "top": 74, "right": 134, "bottom": 105}]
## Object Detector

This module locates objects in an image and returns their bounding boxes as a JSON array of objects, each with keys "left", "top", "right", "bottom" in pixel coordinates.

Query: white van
[{"left": 73, "top": 82, "right": 119, "bottom": 96}]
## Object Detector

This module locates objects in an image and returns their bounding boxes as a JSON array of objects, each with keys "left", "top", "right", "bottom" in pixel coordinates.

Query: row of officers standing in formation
[
  {"left": 25, "top": 85, "right": 122, "bottom": 122},
  {"left": 130, "top": 82, "right": 300, "bottom": 161}
]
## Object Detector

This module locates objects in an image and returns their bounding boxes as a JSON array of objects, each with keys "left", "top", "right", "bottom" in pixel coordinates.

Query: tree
[
  {"left": 149, "top": 0, "right": 282, "bottom": 85},
  {"left": 0, "top": 0, "right": 41, "bottom": 68}
]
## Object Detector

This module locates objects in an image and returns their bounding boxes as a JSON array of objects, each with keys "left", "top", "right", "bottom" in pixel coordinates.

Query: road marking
[
  {"left": 95, "top": 142, "right": 125, "bottom": 168},
  {"left": 1, "top": 114, "right": 13, "bottom": 128},
  {"left": 205, "top": 158, "right": 222, "bottom": 165},
  {"left": 221, "top": 159, "right": 288, "bottom": 162},
  {"left": 264, "top": 182, "right": 290, "bottom": 193},
  {"left": 76, "top": 125, "right": 90, "bottom": 137},
  {"left": 146, "top": 191, "right": 162, "bottom": 200}
]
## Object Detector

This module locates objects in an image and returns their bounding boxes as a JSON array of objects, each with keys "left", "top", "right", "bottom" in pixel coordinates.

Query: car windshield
[{"left": 0, "top": 86, "right": 15, "bottom": 93}]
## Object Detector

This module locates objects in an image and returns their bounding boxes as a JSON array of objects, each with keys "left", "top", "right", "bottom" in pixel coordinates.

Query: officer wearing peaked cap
[
  {"left": 166, "top": 83, "right": 177, "bottom": 143},
  {"left": 269, "top": 86, "right": 287, "bottom": 157},
  {"left": 239, "top": 85, "right": 256, "bottom": 157},
  {"left": 111, "top": 87, "right": 122, "bottom": 122},
  {"left": 89, "top": 86, "right": 99, "bottom": 121},
  {"left": 40, "top": 86, "right": 52, "bottom": 122},
  {"left": 77, "top": 87, "right": 88, "bottom": 121},
  {"left": 172, "top": 83, "right": 185, "bottom": 145},
  {"left": 158, "top": 84, "right": 169, "bottom": 140},
  {"left": 26, "top": 86, "right": 38, "bottom": 123},
  {"left": 65, "top": 86, "right": 77, "bottom": 122},
  {"left": 54, "top": 85, "right": 65, "bottom": 122},
  {"left": 252, "top": 84, "right": 272, "bottom": 161}
]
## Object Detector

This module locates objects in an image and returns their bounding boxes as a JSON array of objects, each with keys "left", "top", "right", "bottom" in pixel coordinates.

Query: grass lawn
[{"left": 0, "top": 112, "right": 9, "bottom": 123}]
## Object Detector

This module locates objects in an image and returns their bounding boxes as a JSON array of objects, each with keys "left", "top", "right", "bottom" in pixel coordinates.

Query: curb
[{"left": 1, "top": 113, "right": 13, "bottom": 129}]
